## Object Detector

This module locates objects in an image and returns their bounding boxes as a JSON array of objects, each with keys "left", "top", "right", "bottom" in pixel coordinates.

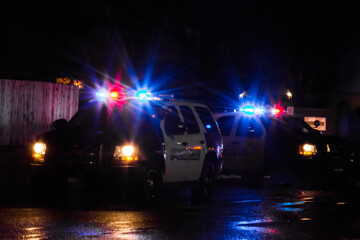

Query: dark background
[{"left": 1, "top": 0, "right": 359, "bottom": 108}]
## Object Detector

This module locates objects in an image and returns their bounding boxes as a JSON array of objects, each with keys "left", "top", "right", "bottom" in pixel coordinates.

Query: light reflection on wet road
[{"left": 1, "top": 182, "right": 360, "bottom": 239}]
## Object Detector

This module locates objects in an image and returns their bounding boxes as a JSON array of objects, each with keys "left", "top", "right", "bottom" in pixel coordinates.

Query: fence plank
[{"left": 0, "top": 79, "right": 79, "bottom": 145}]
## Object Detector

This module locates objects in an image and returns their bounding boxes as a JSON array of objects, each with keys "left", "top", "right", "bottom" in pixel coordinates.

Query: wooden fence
[{"left": 0, "top": 79, "right": 79, "bottom": 145}]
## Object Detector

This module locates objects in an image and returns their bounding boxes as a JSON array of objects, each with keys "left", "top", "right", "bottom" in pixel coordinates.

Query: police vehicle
[
  {"left": 30, "top": 88, "right": 223, "bottom": 201},
  {"left": 214, "top": 105, "right": 353, "bottom": 187},
  {"left": 264, "top": 113, "right": 353, "bottom": 187},
  {"left": 213, "top": 105, "right": 270, "bottom": 181}
]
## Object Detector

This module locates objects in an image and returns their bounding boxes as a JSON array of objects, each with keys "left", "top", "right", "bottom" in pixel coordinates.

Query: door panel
[
  {"left": 161, "top": 105, "right": 205, "bottom": 183},
  {"left": 220, "top": 115, "right": 266, "bottom": 174}
]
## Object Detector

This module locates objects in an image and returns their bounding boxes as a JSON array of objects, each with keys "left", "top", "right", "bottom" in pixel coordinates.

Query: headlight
[
  {"left": 32, "top": 142, "right": 46, "bottom": 162},
  {"left": 299, "top": 143, "right": 317, "bottom": 156},
  {"left": 113, "top": 144, "right": 141, "bottom": 161}
]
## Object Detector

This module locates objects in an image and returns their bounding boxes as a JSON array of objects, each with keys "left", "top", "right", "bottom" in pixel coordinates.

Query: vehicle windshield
[
  {"left": 261, "top": 116, "right": 320, "bottom": 136},
  {"left": 68, "top": 102, "right": 163, "bottom": 142},
  {"left": 281, "top": 116, "right": 320, "bottom": 135}
]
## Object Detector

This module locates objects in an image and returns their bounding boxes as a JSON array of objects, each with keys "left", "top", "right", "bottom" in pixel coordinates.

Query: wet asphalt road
[{"left": 1, "top": 176, "right": 360, "bottom": 240}]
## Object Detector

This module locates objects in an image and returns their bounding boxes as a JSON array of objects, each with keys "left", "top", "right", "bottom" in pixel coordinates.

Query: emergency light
[
  {"left": 271, "top": 108, "right": 280, "bottom": 115},
  {"left": 110, "top": 91, "right": 119, "bottom": 101},
  {"left": 271, "top": 106, "right": 285, "bottom": 116},
  {"left": 240, "top": 105, "right": 265, "bottom": 115},
  {"left": 239, "top": 104, "right": 286, "bottom": 116},
  {"left": 241, "top": 105, "right": 255, "bottom": 114},
  {"left": 95, "top": 88, "right": 159, "bottom": 102},
  {"left": 255, "top": 107, "right": 265, "bottom": 115},
  {"left": 136, "top": 90, "right": 151, "bottom": 102},
  {"left": 95, "top": 91, "right": 108, "bottom": 100},
  {"left": 95, "top": 89, "right": 122, "bottom": 102}
]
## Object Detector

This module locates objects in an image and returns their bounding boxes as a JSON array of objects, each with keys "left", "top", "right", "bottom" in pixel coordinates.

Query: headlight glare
[
  {"left": 32, "top": 142, "right": 46, "bottom": 162},
  {"left": 122, "top": 145, "right": 135, "bottom": 156},
  {"left": 114, "top": 144, "right": 140, "bottom": 161},
  {"left": 34, "top": 143, "right": 46, "bottom": 154},
  {"left": 299, "top": 143, "right": 317, "bottom": 156}
]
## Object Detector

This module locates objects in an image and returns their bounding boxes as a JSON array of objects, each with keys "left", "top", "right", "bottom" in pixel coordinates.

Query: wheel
[
  {"left": 193, "top": 162, "right": 215, "bottom": 201},
  {"left": 143, "top": 164, "right": 163, "bottom": 202}
]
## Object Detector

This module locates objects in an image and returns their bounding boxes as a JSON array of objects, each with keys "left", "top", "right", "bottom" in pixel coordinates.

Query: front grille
[
  {"left": 329, "top": 144, "right": 350, "bottom": 154},
  {"left": 47, "top": 144, "right": 98, "bottom": 166}
]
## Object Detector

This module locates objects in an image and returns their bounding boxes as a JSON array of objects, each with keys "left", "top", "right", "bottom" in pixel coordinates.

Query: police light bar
[
  {"left": 136, "top": 90, "right": 174, "bottom": 101},
  {"left": 94, "top": 88, "right": 124, "bottom": 102},
  {"left": 240, "top": 105, "right": 265, "bottom": 115},
  {"left": 94, "top": 87, "right": 173, "bottom": 103}
]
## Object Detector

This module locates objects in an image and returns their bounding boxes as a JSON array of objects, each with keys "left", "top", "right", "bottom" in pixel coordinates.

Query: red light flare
[
  {"left": 273, "top": 102, "right": 285, "bottom": 118},
  {"left": 106, "top": 74, "right": 127, "bottom": 114}
]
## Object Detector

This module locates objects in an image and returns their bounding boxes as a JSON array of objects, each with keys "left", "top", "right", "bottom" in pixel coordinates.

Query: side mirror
[{"left": 52, "top": 119, "right": 67, "bottom": 130}]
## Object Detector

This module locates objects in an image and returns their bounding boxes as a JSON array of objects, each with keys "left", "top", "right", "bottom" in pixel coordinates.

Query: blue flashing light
[
  {"left": 95, "top": 91, "right": 108, "bottom": 100},
  {"left": 241, "top": 105, "right": 255, "bottom": 115},
  {"left": 136, "top": 90, "right": 151, "bottom": 102},
  {"left": 240, "top": 105, "right": 265, "bottom": 115},
  {"left": 255, "top": 107, "right": 265, "bottom": 115},
  {"left": 206, "top": 124, "right": 212, "bottom": 129}
]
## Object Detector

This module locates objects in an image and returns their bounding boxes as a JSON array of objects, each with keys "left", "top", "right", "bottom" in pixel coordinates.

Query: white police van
[{"left": 30, "top": 88, "right": 223, "bottom": 201}]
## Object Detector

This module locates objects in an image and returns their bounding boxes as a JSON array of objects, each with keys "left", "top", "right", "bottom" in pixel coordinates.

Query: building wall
[
  {"left": 292, "top": 107, "right": 337, "bottom": 135},
  {"left": 291, "top": 105, "right": 360, "bottom": 140},
  {"left": 0, "top": 79, "right": 79, "bottom": 145}
]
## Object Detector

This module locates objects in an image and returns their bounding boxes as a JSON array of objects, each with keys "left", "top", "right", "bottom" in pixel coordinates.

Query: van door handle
[
  {"left": 181, "top": 142, "right": 188, "bottom": 146},
  {"left": 200, "top": 140, "right": 206, "bottom": 144}
]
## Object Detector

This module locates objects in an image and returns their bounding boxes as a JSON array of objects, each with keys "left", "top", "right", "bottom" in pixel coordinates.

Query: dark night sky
[{"left": 1, "top": 0, "right": 359, "bottom": 107}]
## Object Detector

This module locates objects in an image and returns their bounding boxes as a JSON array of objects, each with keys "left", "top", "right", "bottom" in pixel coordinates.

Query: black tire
[
  {"left": 143, "top": 164, "right": 163, "bottom": 202},
  {"left": 193, "top": 162, "right": 215, "bottom": 201}
]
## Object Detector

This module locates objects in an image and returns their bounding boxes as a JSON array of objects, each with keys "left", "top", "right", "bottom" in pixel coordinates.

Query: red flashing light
[
  {"left": 271, "top": 103, "right": 285, "bottom": 117},
  {"left": 272, "top": 108, "right": 281, "bottom": 115},
  {"left": 110, "top": 91, "right": 119, "bottom": 100}
]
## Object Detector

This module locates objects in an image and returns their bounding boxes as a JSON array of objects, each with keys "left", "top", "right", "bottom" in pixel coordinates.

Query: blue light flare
[
  {"left": 255, "top": 107, "right": 265, "bottom": 115},
  {"left": 95, "top": 90, "right": 108, "bottom": 101},
  {"left": 136, "top": 90, "right": 151, "bottom": 102},
  {"left": 241, "top": 105, "right": 255, "bottom": 115},
  {"left": 240, "top": 105, "right": 266, "bottom": 115}
]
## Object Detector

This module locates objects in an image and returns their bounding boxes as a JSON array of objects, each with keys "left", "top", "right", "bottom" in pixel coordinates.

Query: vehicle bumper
[
  {"left": 293, "top": 155, "right": 347, "bottom": 176},
  {"left": 28, "top": 161, "right": 145, "bottom": 184},
  {"left": 290, "top": 155, "right": 350, "bottom": 188}
]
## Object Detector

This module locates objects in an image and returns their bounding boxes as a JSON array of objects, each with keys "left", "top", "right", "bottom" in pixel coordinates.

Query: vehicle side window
[
  {"left": 194, "top": 106, "right": 218, "bottom": 133},
  {"left": 179, "top": 105, "right": 200, "bottom": 134},
  {"left": 164, "top": 106, "right": 184, "bottom": 135},
  {"left": 236, "top": 118, "right": 263, "bottom": 137},
  {"left": 217, "top": 116, "right": 235, "bottom": 136}
]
